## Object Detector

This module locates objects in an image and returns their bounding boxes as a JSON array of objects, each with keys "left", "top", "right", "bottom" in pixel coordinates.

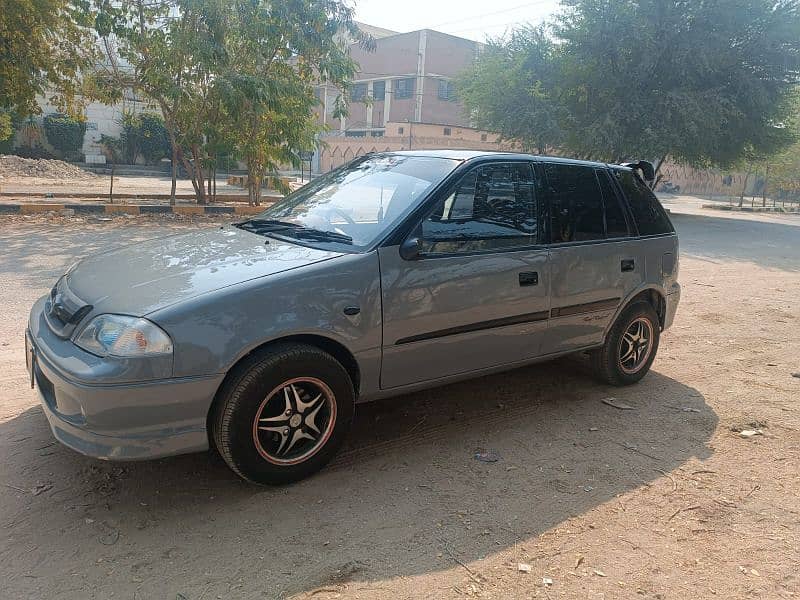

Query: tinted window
[
  {"left": 597, "top": 169, "right": 630, "bottom": 238},
  {"left": 544, "top": 164, "right": 604, "bottom": 242},
  {"left": 421, "top": 163, "right": 537, "bottom": 254},
  {"left": 614, "top": 170, "right": 674, "bottom": 235}
]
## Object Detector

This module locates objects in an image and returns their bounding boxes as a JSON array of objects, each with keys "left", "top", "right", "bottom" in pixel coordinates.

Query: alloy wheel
[
  {"left": 618, "top": 317, "right": 654, "bottom": 375},
  {"left": 252, "top": 377, "right": 337, "bottom": 465}
]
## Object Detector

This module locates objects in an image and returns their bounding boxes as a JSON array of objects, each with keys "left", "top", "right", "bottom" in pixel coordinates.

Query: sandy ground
[
  {"left": 0, "top": 198, "right": 798, "bottom": 600},
  {"left": 0, "top": 174, "right": 247, "bottom": 200}
]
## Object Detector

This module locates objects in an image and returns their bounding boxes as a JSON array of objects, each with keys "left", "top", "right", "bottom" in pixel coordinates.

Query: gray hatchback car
[{"left": 26, "top": 151, "right": 680, "bottom": 484}]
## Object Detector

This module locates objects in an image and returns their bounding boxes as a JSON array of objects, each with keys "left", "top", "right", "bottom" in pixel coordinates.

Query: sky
[{"left": 353, "top": 0, "right": 562, "bottom": 42}]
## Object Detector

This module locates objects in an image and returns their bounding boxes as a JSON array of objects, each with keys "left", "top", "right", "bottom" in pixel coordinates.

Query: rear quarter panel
[{"left": 604, "top": 233, "right": 679, "bottom": 335}]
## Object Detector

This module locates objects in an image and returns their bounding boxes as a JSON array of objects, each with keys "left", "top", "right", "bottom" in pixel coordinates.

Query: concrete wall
[{"left": 318, "top": 121, "right": 513, "bottom": 172}]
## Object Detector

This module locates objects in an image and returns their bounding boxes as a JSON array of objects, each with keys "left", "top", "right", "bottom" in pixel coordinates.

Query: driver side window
[{"left": 420, "top": 163, "right": 537, "bottom": 255}]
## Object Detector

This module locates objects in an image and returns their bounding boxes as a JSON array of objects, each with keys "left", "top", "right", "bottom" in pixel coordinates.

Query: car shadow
[{"left": 3, "top": 358, "right": 716, "bottom": 599}]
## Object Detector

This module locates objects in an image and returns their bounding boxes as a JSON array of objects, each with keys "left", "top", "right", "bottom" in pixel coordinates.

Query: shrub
[
  {"left": 138, "top": 113, "right": 170, "bottom": 165},
  {"left": 43, "top": 113, "right": 86, "bottom": 160}
]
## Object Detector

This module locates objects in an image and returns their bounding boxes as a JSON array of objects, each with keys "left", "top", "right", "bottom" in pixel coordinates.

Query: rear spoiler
[{"left": 620, "top": 161, "right": 655, "bottom": 183}]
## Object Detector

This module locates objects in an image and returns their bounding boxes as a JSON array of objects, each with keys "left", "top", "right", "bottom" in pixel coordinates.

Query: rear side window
[
  {"left": 596, "top": 169, "right": 630, "bottom": 238},
  {"left": 543, "top": 163, "right": 605, "bottom": 242},
  {"left": 613, "top": 170, "right": 674, "bottom": 235}
]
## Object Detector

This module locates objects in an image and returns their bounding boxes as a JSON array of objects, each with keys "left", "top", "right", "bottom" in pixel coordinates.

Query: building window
[
  {"left": 372, "top": 81, "right": 386, "bottom": 101},
  {"left": 398, "top": 126, "right": 404, "bottom": 135},
  {"left": 481, "top": 134, "right": 487, "bottom": 141},
  {"left": 438, "top": 79, "right": 457, "bottom": 101},
  {"left": 350, "top": 83, "right": 367, "bottom": 102},
  {"left": 394, "top": 78, "right": 415, "bottom": 99},
  {"left": 370, "top": 131, "right": 384, "bottom": 137},
  {"left": 443, "top": 127, "right": 452, "bottom": 136},
  {"left": 345, "top": 130, "right": 366, "bottom": 138}
]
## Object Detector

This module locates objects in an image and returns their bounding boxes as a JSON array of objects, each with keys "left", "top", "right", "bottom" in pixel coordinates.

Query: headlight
[{"left": 74, "top": 315, "right": 173, "bottom": 357}]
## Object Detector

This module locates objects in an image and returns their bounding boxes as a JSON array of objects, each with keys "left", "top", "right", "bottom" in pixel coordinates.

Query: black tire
[
  {"left": 212, "top": 343, "right": 355, "bottom": 485},
  {"left": 591, "top": 301, "right": 660, "bottom": 386}
]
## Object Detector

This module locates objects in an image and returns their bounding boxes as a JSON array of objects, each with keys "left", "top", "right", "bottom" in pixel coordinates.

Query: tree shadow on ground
[
  {"left": 2, "top": 357, "right": 716, "bottom": 599},
  {"left": 670, "top": 211, "right": 800, "bottom": 272}
]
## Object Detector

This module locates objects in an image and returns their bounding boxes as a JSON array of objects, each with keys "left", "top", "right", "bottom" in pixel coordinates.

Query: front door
[{"left": 378, "top": 161, "right": 551, "bottom": 389}]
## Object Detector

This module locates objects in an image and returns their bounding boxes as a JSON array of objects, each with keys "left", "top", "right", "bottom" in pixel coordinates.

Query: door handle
[
  {"left": 519, "top": 271, "right": 538, "bottom": 286},
  {"left": 621, "top": 259, "right": 635, "bottom": 272}
]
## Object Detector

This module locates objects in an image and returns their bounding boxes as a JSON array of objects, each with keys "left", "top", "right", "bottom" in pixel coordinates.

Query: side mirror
[{"left": 399, "top": 236, "right": 422, "bottom": 261}]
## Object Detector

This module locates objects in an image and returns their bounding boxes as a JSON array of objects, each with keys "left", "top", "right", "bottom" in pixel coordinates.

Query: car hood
[{"left": 65, "top": 226, "right": 344, "bottom": 316}]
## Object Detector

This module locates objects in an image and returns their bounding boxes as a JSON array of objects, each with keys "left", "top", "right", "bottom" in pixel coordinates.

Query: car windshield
[{"left": 248, "top": 155, "right": 460, "bottom": 250}]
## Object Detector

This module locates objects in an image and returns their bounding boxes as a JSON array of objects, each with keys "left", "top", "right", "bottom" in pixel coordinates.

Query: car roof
[{"left": 386, "top": 150, "right": 620, "bottom": 170}]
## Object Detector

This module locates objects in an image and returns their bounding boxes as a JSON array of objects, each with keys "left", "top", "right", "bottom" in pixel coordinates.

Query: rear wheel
[
  {"left": 212, "top": 343, "right": 354, "bottom": 485},
  {"left": 592, "top": 302, "right": 660, "bottom": 386}
]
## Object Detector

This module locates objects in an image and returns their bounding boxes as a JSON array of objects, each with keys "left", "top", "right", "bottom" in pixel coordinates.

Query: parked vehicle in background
[
  {"left": 26, "top": 151, "right": 680, "bottom": 484},
  {"left": 658, "top": 181, "right": 681, "bottom": 194}
]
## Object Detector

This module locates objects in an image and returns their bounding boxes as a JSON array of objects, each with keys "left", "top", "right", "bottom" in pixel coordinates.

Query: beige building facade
[{"left": 318, "top": 121, "right": 514, "bottom": 172}]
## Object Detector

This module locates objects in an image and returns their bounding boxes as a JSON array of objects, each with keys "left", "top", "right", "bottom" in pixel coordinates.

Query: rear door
[
  {"left": 378, "top": 161, "right": 551, "bottom": 389},
  {"left": 539, "top": 162, "right": 644, "bottom": 355}
]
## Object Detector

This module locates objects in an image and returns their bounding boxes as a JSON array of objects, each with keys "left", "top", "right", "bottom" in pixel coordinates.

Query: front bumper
[{"left": 27, "top": 298, "right": 224, "bottom": 461}]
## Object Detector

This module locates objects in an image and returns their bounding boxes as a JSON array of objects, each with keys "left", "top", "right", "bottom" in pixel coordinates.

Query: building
[
  {"left": 318, "top": 28, "right": 480, "bottom": 135},
  {"left": 315, "top": 27, "right": 516, "bottom": 172}
]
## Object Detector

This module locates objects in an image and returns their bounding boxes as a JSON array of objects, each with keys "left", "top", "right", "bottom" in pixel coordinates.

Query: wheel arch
[
  {"left": 206, "top": 334, "right": 361, "bottom": 444},
  {"left": 605, "top": 286, "right": 667, "bottom": 340}
]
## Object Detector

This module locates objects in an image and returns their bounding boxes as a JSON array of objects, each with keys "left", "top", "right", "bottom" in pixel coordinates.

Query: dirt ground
[
  {"left": 0, "top": 197, "right": 798, "bottom": 600},
  {"left": 0, "top": 173, "right": 246, "bottom": 200}
]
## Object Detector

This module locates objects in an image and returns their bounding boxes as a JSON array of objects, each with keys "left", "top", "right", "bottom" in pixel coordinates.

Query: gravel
[{"left": 0, "top": 155, "right": 97, "bottom": 179}]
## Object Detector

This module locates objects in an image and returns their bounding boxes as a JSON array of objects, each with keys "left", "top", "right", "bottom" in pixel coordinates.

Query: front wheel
[
  {"left": 591, "top": 302, "right": 660, "bottom": 386},
  {"left": 212, "top": 343, "right": 355, "bottom": 485}
]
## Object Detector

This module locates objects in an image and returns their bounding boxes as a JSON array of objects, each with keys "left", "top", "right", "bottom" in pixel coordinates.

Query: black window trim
[
  {"left": 595, "top": 167, "right": 635, "bottom": 240},
  {"left": 538, "top": 161, "right": 678, "bottom": 247},
  {"left": 410, "top": 159, "right": 546, "bottom": 259}
]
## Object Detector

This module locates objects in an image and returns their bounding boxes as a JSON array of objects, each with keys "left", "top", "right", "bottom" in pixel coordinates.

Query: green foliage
[
  {"left": 0, "top": 0, "right": 98, "bottom": 119},
  {"left": 43, "top": 113, "right": 86, "bottom": 159},
  {"left": 116, "top": 112, "right": 170, "bottom": 164},
  {"left": 99, "top": 134, "right": 123, "bottom": 163},
  {"left": 459, "top": 0, "right": 800, "bottom": 169},
  {"left": 137, "top": 113, "right": 170, "bottom": 165},
  {"left": 93, "top": 0, "right": 372, "bottom": 203},
  {"left": 458, "top": 26, "right": 566, "bottom": 153}
]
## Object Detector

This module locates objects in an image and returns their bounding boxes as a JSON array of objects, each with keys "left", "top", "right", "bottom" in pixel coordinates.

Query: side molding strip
[
  {"left": 551, "top": 297, "right": 621, "bottom": 318},
  {"left": 395, "top": 310, "right": 550, "bottom": 345}
]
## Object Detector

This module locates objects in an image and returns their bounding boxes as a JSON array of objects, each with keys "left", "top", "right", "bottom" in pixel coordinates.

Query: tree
[
  {"left": 458, "top": 26, "right": 566, "bottom": 154},
  {"left": 218, "top": 0, "right": 369, "bottom": 205},
  {"left": 460, "top": 1, "right": 800, "bottom": 179},
  {"left": 0, "top": 0, "right": 98, "bottom": 140},
  {"left": 94, "top": 0, "right": 371, "bottom": 205}
]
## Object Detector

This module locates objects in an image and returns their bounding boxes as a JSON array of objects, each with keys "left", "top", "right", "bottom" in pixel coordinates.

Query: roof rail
[{"left": 620, "top": 160, "right": 655, "bottom": 182}]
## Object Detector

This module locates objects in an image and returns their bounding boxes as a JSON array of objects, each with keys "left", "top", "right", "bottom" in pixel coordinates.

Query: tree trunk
[
  {"left": 651, "top": 153, "right": 669, "bottom": 190},
  {"left": 109, "top": 160, "right": 115, "bottom": 204},
  {"left": 739, "top": 170, "right": 751, "bottom": 208},
  {"left": 762, "top": 165, "right": 769, "bottom": 207},
  {"left": 183, "top": 144, "right": 206, "bottom": 205},
  {"left": 169, "top": 142, "right": 178, "bottom": 206}
]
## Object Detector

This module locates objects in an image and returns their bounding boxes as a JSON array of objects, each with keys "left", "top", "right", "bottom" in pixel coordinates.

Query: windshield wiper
[
  {"left": 287, "top": 227, "right": 353, "bottom": 244},
  {"left": 235, "top": 219, "right": 353, "bottom": 244},
  {"left": 234, "top": 218, "right": 301, "bottom": 232}
]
